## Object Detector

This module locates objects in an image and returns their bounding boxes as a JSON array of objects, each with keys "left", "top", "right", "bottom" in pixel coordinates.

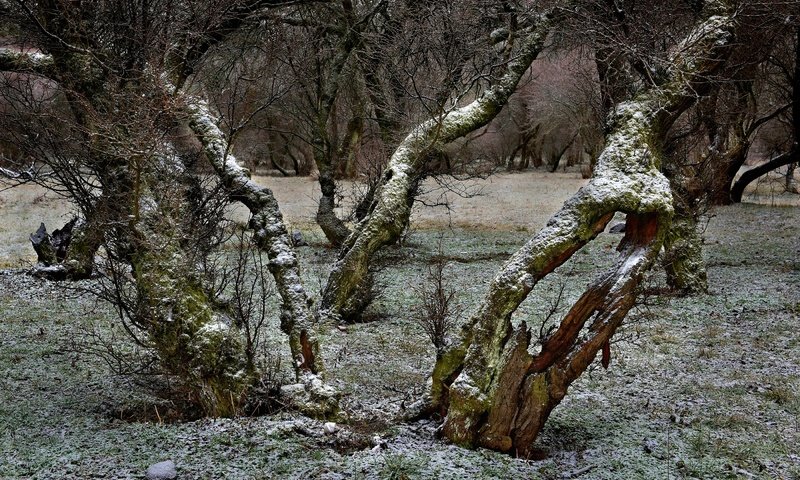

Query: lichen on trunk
[
  {"left": 183, "top": 95, "right": 326, "bottom": 379},
  {"left": 432, "top": 6, "right": 735, "bottom": 455},
  {"left": 321, "top": 14, "right": 555, "bottom": 321},
  {"left": 662, "top": 209, "right": 709, "bottom": 294}
]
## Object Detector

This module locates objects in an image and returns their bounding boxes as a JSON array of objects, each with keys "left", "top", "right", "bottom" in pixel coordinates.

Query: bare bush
[{"left": 412, "top": 247, "right": 463, "bottom": 357}]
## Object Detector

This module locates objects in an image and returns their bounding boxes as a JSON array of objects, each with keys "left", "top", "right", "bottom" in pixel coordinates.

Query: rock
[
  {"left": 609, "top": 222, "right": 626, "bottom": 233},
  {"left": 146, "top": 460, "right": 177, "bottom": 480},
  {"left": 323, "top": 422, "right": 338, "bottom": 434},
  {"left": 643, "top": 438, "right": 658, "bottom": 454},
  {"left": 291, "top": 231, "right": 308, "bottom": 247},
  {"left": 371, "top": 435, "right": 387, "bottom": 450},
  {"left": 280, "top": 373, "right": 340, "bottom": 418}
]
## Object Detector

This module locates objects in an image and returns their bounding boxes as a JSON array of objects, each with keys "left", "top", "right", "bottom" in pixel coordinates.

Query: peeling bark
[
  {"left": 432, "top": 7, "right": 734, "bottom": 455},
  {"left": 321, "top": 14, "right": 555, "bottom": 321}
]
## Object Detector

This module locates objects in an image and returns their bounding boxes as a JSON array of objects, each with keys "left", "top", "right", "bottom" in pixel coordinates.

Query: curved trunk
[
  {"left": 321, "top": 15, "right": 554, "bottom": 321},
  {"left": 433, "top": 8, "right": 734, "bottom": 455},
  {"left": 315, "top": 166, "right": 352, "bottom": 246},
  {"left": 731, "top": 150, "right": 798, "bottom": 202},
  {"left": 185, "top": 97, "right": 326, "bottom": 378}
]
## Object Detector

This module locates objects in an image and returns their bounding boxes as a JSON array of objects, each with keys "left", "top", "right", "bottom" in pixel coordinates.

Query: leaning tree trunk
[
  {"left": 430, "top": 7, "right": 734, "bottom": 456},
  {"left": 731, "top": 150, "right": 799, "bottom": 202},
  {"left": 131, "top": 176, "right": 254, "bottom": 417},
  {"left": 185, "top": 97, "right": 324, "bottom": 375},
  {"left": 184, "top": 96, "right": 339, "bottom": 417},
  {"left": 321, "top": 15, "right": 554, "bottom": 321}
]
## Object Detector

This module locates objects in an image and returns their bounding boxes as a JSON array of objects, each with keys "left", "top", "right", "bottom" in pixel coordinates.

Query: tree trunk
[
  {"left": 29, "top": 217, "right": 98, "bottom": 280},
  {"left": 788, "top": 161, "right": 799, "bottom": 193},
  {"left": 2, "top": 41, "right": 256, "bottom": 416},
  {"left": 731, "top": 150, "right": 798, "bottom": 202},
  {"left": 185, "top": 95, "right": 340, "bottom": 416},
  {"left": 131, "top": 177, "right": 253, "bottom": 417},
  {"left": 431, "top": 8, "right": 734, "bottom": 456},
  {"left": 321, "top": 15, "right": 554, "bottom": 321},
  {"left": 184, "top": 96, "right": 326, "bottom": 378},
  {"left": 662, "top": 210, "right": 708, "bottom": 294}
]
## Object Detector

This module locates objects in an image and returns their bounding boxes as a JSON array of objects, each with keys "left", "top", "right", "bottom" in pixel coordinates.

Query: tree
[
  {"left": 730, "top": 24, "right": 800, "bottom": 202},
  {"left": 427, "top": 3, "right": 734, "bottom": 456},
  {"left": 321, "top": 5, "right": 555, "bottom": 321},
  {"left": 0, "top": 0, "right": 336, "bottom": 417}
]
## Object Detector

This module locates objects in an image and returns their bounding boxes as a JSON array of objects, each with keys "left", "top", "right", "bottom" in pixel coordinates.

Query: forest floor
[{"left": 1, "top": 170, "right": 799, "bottom": 479}]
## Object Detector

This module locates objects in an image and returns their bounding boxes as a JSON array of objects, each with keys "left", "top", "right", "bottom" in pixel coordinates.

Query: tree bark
[
  {"left": 731, "top": 150, "right": 799, "bottom": 202},
  {"left": 29, "top": 217, "right": 98, "bottom": 280},
  {"left": 431, "top": 7, "right": 734, "bottom": 456},
  {"left": 184, "top": 95, "right": 340, "bottom": 416},
  {"left": 131, "top": 174, "right": 254, "bottom": 417},
  {"left": 321, "top": 14, "right": 554, "bottom": 321},
  {"left": 662, "top": 209, "right": 708, "bottom": 294},
  {"left": 183, "top": 96, "right": 327, "bottom": 377}
]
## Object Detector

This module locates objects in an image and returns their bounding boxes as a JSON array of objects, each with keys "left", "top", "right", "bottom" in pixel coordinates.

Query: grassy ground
[{"left": 1, "top": 172, "right": 799, "bottom": 479}]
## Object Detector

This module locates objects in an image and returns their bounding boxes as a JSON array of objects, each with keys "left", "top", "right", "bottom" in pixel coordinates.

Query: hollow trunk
[
  {"left": 29, "top": 217, "right": 98, "bottom": 280},
  {"left": 432, "top": 8, "right": 734, "bottom": 455},
  {"left": 321, "top": 16, "right": 554, "bottom": 321}
]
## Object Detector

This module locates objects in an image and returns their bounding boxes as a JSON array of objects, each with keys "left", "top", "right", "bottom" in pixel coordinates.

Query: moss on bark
[
  {"left": 434, "top": 5, "right": 734, "bottom": 454},
  {"left": 321, "top": 15, "right": 554, "bottom": 321}
]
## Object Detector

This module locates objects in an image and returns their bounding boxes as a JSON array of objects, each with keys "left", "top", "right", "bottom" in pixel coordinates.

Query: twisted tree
[
  {"left": 427, "top": 4, "right": 735, "bottom": 456},
  {"left": 321, "top": 7, "right": 555, "bottom": 321},
  {"left": 0, "top": 0, "right": 336, "bottom": 417}
]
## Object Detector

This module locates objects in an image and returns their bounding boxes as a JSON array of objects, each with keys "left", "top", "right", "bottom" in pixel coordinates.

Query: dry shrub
[{"left": 412, "top": 246, "right": 463, "bottom": 357}]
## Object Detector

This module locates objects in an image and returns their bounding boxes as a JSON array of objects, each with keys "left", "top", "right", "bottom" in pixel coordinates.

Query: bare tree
[
  {"left": 427, "top": 4, "right": 734, "bottom": 455},
  {"left": 321, "top": 4, "right": 555, "bottom": 321},
  {"left": 0, "top": 0, "right": 337, "bottom": 417}
]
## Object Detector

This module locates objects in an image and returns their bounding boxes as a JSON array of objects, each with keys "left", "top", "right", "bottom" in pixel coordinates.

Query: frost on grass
[{"left": 0, "top": 187, "right": 799, "bottom": 478}]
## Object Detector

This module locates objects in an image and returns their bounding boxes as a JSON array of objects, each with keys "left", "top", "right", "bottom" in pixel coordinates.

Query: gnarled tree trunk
[
  {"left": 184, "top": 96, "right": 325, "bottom": 376},
  {"left": 321, "top": 14, "right": 554, "bottom": 321},
  {"left": 430, "top": 7, "right": 734, "bottom": 456},
  {"left": 29, "top": 217, "right": 99, "bottom": 280},
  {"left": 184, "top": 95, "right": 339, "bottom": 416},
  {"left": 131, "top": 171, "right": 254, "bottom": 417}
]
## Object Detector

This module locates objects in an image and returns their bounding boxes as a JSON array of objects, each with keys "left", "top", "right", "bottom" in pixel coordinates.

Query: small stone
[
  {"left": 372, "top": 435, "right": 387, "bottom": 449},
  {"left": 146, "top": 460, "right": 177, "bottom": 480},
  {"left": 291, "top": 231, "right": 308, "bottom": 247},
  {"left": 609, "top": 223, "right": 626, "bottom": 233},
  {"left": 643, "top": 438, "right": 658, "bottom": 454},
  {"left": 323, "top": 422, "right": 337, "bottom": 434}
]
